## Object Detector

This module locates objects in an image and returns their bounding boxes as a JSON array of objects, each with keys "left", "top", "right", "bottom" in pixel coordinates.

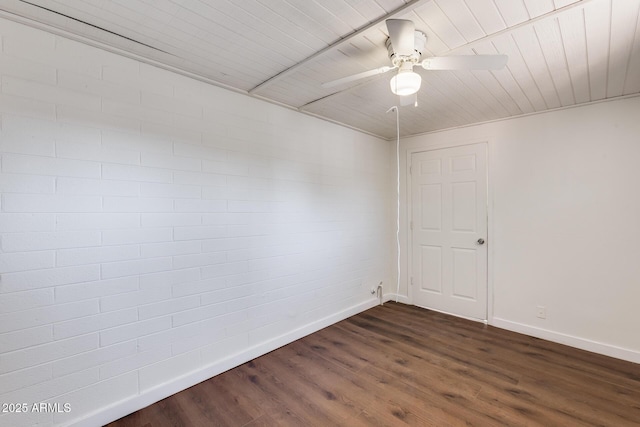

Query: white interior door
[{"left": 410, "top": 143, "right": 488, "bottom": 320}]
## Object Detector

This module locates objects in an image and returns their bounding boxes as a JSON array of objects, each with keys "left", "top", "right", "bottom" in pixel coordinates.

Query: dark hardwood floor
[{"left": 108, "top": 303, "right": 640, "bottom": 426}]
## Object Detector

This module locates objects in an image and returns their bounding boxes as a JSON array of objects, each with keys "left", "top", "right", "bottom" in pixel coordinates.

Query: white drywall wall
[
  {"left": 0, "top": 18, "right": 392, "bottom": 426},
  {"left": 400, "top": 96, "right": 640, "bottom": 362}
]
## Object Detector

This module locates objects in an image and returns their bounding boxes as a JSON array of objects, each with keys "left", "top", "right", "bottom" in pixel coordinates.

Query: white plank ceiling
[{"left": 1, "top": 0, "right": 638, "bottom": 139}]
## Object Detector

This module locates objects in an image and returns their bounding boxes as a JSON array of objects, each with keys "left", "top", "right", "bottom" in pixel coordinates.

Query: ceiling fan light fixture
[{"left": 390, "top": 69, "right": 421, "bottom": 96}]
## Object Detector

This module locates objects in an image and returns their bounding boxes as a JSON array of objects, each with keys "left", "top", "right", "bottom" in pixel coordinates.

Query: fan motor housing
[{"left": 386, "top": 30, "right": 427, "bottom": 66}]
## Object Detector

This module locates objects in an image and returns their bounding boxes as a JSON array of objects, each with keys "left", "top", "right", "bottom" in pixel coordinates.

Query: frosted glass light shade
[{"left": 390, "top": 70, "right": 421, "bottom": 96}]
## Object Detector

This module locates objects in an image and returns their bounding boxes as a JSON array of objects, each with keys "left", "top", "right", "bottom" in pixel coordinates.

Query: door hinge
[
  {"left": 410, "top": 220, "right": 413, "bottom": 230},
  {"left": 410, "top": 277, "right": 414, "bottom": 286},
  {"left": 409, "top": 165, "right": 412, "bottom": 175}
]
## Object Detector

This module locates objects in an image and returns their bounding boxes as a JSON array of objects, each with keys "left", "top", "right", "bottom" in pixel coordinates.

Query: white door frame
[{"left": 404, "top": 139, "right": 494, "bottom": 324}]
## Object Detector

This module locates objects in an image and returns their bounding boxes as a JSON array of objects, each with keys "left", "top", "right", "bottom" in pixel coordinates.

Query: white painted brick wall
[
  {"left": 0, "top": 325, "right": 53, "bottom": 353},
  {"left": 0, "top": 174, "right": 56, "bottom": 194},
  {"left": 0, "top": 250, "right": 55, "bottom": 273},
  {"left": 0, "top": 300, "right": 100, "bottom": 333},
  {"left": 172, "top": 251, "right": 226, "bottom": 270},
  {"left": 2, "top": 76, "right": 102, "bottom": 112},
  {"left": 56, "top": 177, "right": 140, "bottom": 197},
  {"left": 53, "top": 309, "right": 138, "bottom": 340},
  {"left": 173, "top": 198, "right": 227, "bottom": 213},
  {"left": 100, "top": 257, "right": 173, "bottom": 280},
  {"left": 102, "top": 196, "right": 174, "bottom": 212},
  {"left": 140, "top": 182, "right": 201, "bottom": 199},
  {"left": 0, "top": 288, "right": 55, "bottom": 314},
  {"left": 99, "top": 317, "right": 172, "bottom": 347},
  {"left": 54, "top": 276, "right": 139, "bottom": 304},
  {"left": 0, "top": 265, "right": 101, "bottom": 292},
  {"left": 102, "top": 227, "right": 172, "bottom": 246},
  {"left": 99, "top": 282, "right": 172, "bottom": 313},
  {"left": 102, "top": 163, "right": 172, "bottom": 183},
  {"left": 103, "top": 129, "right": 173, "bottom": 154},
  {"left": 0, "top": 364, "right": 53, "bottom": 396},
  {"left": 0, "top": 334, "right": 99, "bottom": 374},
  {"left": 0, "top": 17, "right": 392, "bottom": 427},
  {"left": 2, "top": 193, "right": 102, "bottom": 212},
  {"left": 56, "top": 139, "right": 140, "bottom": 165},
  {"left": 0, "top": 52, "right": 57, "bottom": 85},
  {"left": 0, "top": 92, "right": 56, "bottom": 121},
  {"left": 136, "top": 320, "right": 204, "bottom": 353},
  {"left": 0, "top": 132, "right": 55, "bottom": 157},
  {"left": 141, "top": 213, "right": 201, "bottom": 227},
  {"left": 57, "top": 245, "right": 139, "bottom": 266},
  {"left": 142, "top": 152, "right": 201, "bottom": 172},
  {"left": 140, "top": 240, "right": 200, "bottom": 258},
  {"left": 1, "top": 369, "right": 100, "bottom": 412},
  {"left": 98, "top": 347, "right": 171, "bottom": 380},
  {"left": 57, "top": 70, "right": 140, "bottom": 105},
  {"left": 56, "top": 213, "right": 140, "bottom": 231},
  {"left": 2, "top": 115, "right": 101, "bottom": 147},
  {"left": 2, "top": 153, "right": 101, "bottom": 178},
  {"left": 51, "top": 341, "right": 137, "bottom": 378}
]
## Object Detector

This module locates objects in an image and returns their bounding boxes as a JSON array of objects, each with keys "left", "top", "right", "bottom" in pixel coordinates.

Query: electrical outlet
[{"left": 536, "top": 306, "right": 546, "bottom": 319}]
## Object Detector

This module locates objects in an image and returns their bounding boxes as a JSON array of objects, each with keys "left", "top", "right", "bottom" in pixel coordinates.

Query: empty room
[{"left": 0, "top": 0, "right": 639, "bottom": 426}]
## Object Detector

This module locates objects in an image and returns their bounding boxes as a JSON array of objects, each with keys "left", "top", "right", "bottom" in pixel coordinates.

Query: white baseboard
[
  {"left": 72, "top": 298, "right": 380, "bottom": 427},
  {"left": 491, "top": 317, "right": 640, "bottom": 364},
  {"left": 383, "top": 293, "right": 410, "bottom": 304}
]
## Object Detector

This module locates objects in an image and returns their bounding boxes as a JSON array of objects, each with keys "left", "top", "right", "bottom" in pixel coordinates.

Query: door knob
[{"left": 477, "top": 238, "right": 485, "bottom": 245}]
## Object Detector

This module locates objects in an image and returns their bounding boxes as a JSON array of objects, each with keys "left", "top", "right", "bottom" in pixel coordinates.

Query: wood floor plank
[
  {"left": 234, "top": 362, "right": 322, "bottom": 426},
  {"left": 364, "top": 308, "right": 637, "bottom": 424},
  {"left": 347, "top": 313, "right": 523, "bottom": 385},
  {"left": 108, "top": 303, "right": 640, "bottom": 427},
  {"left": 389, "top": 303, "right": 639, "bottom": 384},
  {"left": 285, "top": 340, "right": 446, "bottom": 425},
  {"left": 515, "top": 373, "right": 640, "bottom": 426},
  {"left": 254, "top": 348, "right": 363, "bottom": 424},
  {"left": 173, "top": 370, "right": 261, "bottom": 426},
  {"left": 298, "top": 328, "right": 371, "bottom": 373},
  {"left": 367, "top": 306, "right": 640, "bottom": 407},
  {"left": 238, "top": 357, "right": 339, "bottom": 426}
]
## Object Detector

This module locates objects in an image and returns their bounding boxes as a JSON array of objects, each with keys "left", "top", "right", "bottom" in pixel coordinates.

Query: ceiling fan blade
[
  {"left": 421, "top": 55, "right": 508, "bottom": 70},
  {"left": 399, "top": 93, "right": 417, "bottom": 107},
  {"left": 386, "top": 19, "right": 415, "bottom": 56},
  {"left": 322, "top": 66, "right": 394, "bottom": 89}
]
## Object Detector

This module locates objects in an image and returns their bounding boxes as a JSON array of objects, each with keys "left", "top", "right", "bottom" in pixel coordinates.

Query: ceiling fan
[{"left": 322, "top": 19, "right": 508, "bottom": 105}]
